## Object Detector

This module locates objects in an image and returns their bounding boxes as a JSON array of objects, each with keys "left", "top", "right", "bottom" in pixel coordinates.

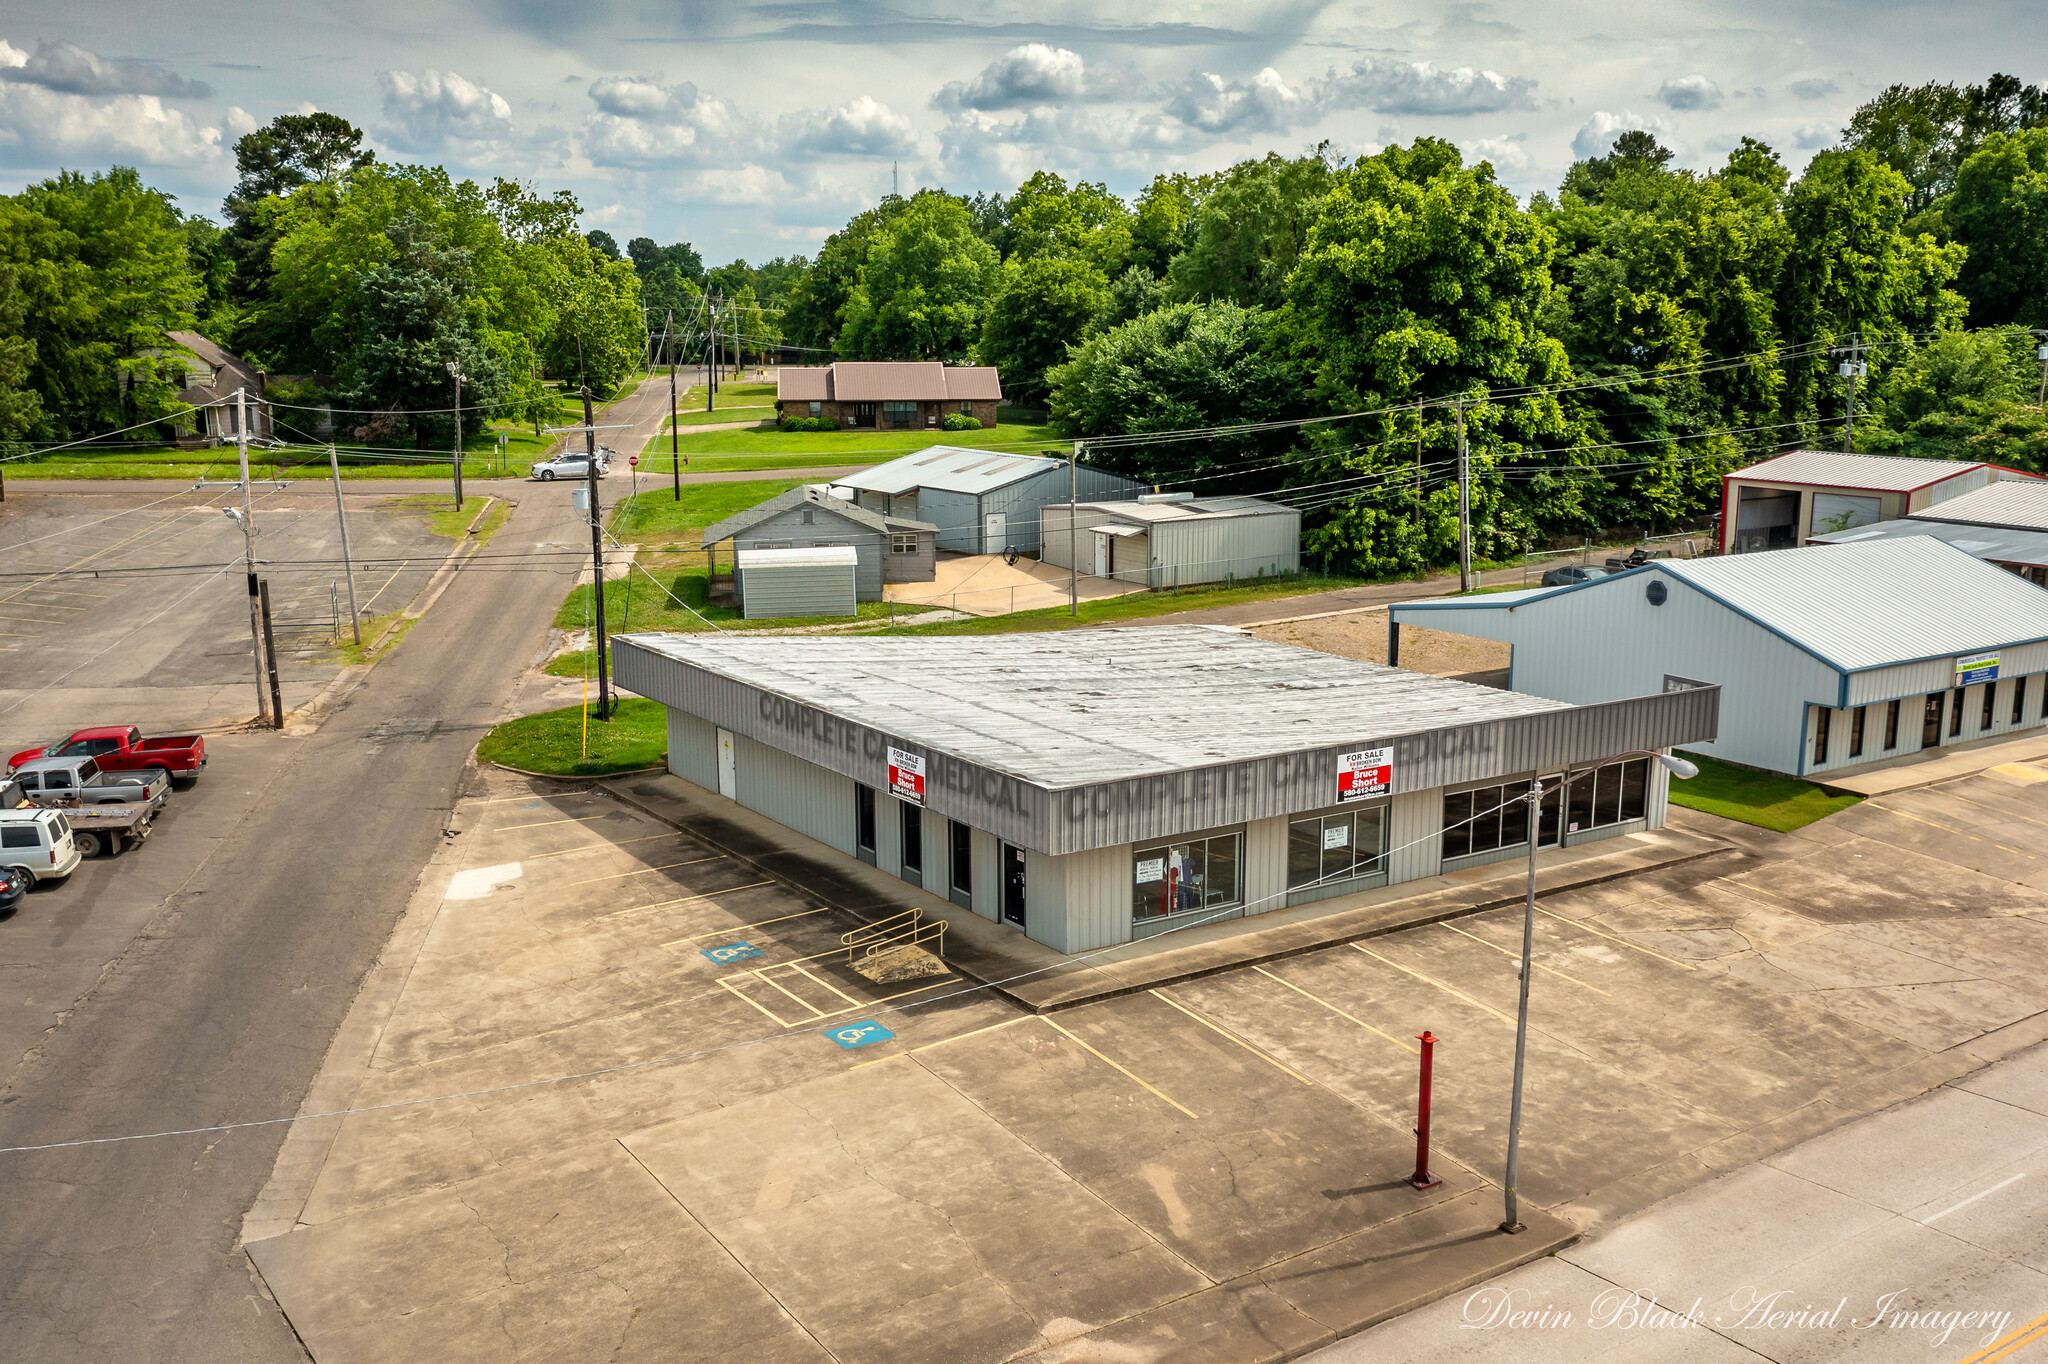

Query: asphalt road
[{"left": 0, "top": 462, "right": 593, "bottom": 1358}]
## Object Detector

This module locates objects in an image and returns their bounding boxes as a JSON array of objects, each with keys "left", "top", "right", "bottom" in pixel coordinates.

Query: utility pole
[
  {"left": 706, "top": 298, "right": 717, "bottom": 412},
  {"left": 2035, "top": 333, "right": 2048, "bottom": 407},
  {"left": 447, "top": 362, "right": 465, "bottom": 512},
  {"left": 582, "top": 385, "right": 612, "bottom": 722},
  {"left": 233, "top": 389, "right": 270, "bottom": 726},
  {"left": 668, "top": 308, "right": 682, "bottom": 501},
  {"left": 1069, "top": 442, "right": 1080, "bottom": 618},
  {"left": 257, "top": 579, "right": 284, "bottom": 726},
  {"left": 328, "top": 443, "right": 361, "bottom": 645},
  {"left": 1835, "top": 333, "right": 1868, "bottom": 451},
  {"left": 1455, "top": 399, "right": 1472, "bottom": 593}
]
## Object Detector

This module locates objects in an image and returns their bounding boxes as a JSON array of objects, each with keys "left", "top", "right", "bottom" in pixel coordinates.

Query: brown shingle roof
[{"left": 775, "top": 362, "right": 1003, "bottom": 404}]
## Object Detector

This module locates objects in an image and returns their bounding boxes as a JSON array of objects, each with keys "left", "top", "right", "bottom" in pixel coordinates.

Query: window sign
[
  {"left": 1337, "top": 746, "right": 1393, "bottom": 803},
  {"left": 1134, "top": 857, "right": 1165, "bottom": 884},
  {"left": 1322, "top": 823, "right": 1351, "bottom": 851},
  {"left": 1956, "top": 652, "right": 2000, "bottom": 685},
  {"left": 887, "top": 746, "right": 925, "bottom": 805}
]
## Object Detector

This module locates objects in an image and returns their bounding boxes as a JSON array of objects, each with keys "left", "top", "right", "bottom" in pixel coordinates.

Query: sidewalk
[
  {"left": 1818, "top": 729, "right": 2048, "bottom": 797},
  {"left": 1311, "top": 1034, "right": 2048, "bottom": 1363}
]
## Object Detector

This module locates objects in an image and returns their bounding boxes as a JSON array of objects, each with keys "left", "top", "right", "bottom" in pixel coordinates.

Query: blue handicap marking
[
  {"left": 701, "top": 941, "right": 765, "bottom": 964},
  {"left": 827, "top": 1020, "right": 895, "bottom": 1050}
]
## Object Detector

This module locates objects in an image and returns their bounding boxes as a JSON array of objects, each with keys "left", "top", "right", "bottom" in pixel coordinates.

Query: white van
[{"left": 0, "top": 807, "right": 82, "bottom": 882}]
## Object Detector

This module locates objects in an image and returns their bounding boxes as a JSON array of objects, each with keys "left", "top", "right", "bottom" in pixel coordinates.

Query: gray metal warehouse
[
  {"left": 1041, "top": 493, "right": 1302, "bottom": 588},
  {"left": 1389, "top": 538, "right": 2048, "bottom": 779},
  {"left": 611, "top": 626, "right": 1717, "bottom": 955},
  {"left": 829, "top": 447, "right": 1143, "bottom": 554}
]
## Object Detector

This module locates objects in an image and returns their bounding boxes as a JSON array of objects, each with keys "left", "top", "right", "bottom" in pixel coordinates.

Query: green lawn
[
  {"left": 1665, "top": 752, "right": 1862, "bottom": 832},
  {"left": 477, "top": 697, "right": 669, "bottom": 776},
  {"left": 668, "top": 406, "right": 777, "bottom": 427},
  {"left": 679, "top": 380, "right": 777, "bottom": 406},
  {"left": 390, "top": 492, "right": 511, "bottom": 544},
  {"left": 667, "top": 421, "right": 1065, "bottom": 460}
]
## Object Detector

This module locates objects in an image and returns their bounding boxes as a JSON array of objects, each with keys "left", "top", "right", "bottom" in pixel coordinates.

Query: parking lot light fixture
[{"left": 1500, "top": 749, "right": 1695, "bottom": 1234}]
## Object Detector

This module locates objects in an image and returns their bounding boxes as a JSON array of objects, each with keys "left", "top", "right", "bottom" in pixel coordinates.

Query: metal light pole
[
  {"left": 1456, "top": 398, "right": 1472, "bottom": 592},
  {"left": 328, "top": 443, "right": 361, "bottom": 645},
  {"left": 669, "top": 307, "right": 682, "bottom": 501},
  {"left": 1069, "top": 442, "right": 1080, "bottom": 618},
  {"left": 232, "top": 389, "right": 269, "bottom": 726},
  {"left": 1499, "top": 749, "right": 1698, "bottom": 1234},
  {"left": 447, "top": 362, "right": 465, "bottom": 512},
  {"left": 2036, "top": 338, "right": 2048, "bottom": 407},
  {"left": 582, "top": 385, "right": 612, "bottom": 722}
]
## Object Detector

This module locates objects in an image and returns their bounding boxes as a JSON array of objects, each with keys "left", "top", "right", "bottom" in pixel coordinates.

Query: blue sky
[{"left": 1, "top": 0, "right": 2042, "bottom": 264}]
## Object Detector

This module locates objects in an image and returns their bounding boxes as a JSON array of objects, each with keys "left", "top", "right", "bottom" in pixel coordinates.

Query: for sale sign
[
  {"left": 1336, "top": 746, "right": 1393, "bottom": 803},
  {"left": 1956, "top": 651, "right": 2000, "bottom": 685},
  {"left": 887, "top": 746, "right": 925, "bottom": 805}
]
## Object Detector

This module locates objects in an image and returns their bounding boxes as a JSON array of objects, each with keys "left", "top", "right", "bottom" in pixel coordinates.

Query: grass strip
[
  {"left": 1666, "top": 752, "right": 1861, "bottom": 832},
  {"left": 478, "top": 697, "right": 669, "bottom": 776}
]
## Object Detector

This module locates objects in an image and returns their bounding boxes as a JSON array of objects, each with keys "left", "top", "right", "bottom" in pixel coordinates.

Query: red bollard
[{"left": 1408, "top": 1031, "right": 1443, "bottom": 1192}]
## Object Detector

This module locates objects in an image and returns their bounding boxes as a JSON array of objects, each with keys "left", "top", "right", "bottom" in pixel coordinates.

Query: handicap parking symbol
[
  {"left": 827, "top": 1020, "right": 895, "bottom": 1050},
  {"left": 701, "top": 941, "right": 765, "bottom": 964}
]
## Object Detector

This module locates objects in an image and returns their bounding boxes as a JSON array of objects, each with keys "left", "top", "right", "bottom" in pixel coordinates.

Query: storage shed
[
  {"left": 1719, "top": 450, "right": 2037, "bottom": 554},
  {"left": 829, "top": 448, "right": 1143, "bottom": 554},
  {"left": 1041, "top": 494, "right": 1301, "bottom": 587},
  {"left": 736, "top": 547, "right": 858, "bottom": 619},
  {"left": 701, "top": 484, "right": 936, "bottom": 602},
  {"left": 1389, "top": 538, "right": 2048, "bottom": 779},
  {"left": 611, "top": 626, "right": 1716, "bottom": 955}
]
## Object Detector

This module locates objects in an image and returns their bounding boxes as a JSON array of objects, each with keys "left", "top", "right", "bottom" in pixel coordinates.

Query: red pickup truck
[{"left": 6, "top": 726, "right": 207, "bottom": 786}]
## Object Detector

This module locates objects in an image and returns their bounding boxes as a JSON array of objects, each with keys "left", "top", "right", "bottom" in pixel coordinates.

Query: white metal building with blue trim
[{"left": 1389, "top": 538, "right": 2048, "bottom": 778}]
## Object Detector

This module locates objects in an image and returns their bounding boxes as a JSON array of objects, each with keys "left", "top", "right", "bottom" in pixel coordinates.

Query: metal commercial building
[
  {"left": 829, "top": 448, "right": 1143, "bottom": 555},
  {"left": 735, "top": 547, "right": 857, "bottom": 619},
  {"left": 701, "top": 484, "right": 937, "bottom": 601},
  {"left": 1041, "top": 493, "right": 1302, "bottom": 588},
  {"left": 1812, "top": 479, "right": 2048, "bottom": 586},
  {"left": 1720, "top": 450, "right": 2037, "bottom": 554},
  {"left": 612, "top": 627, "right": 1716, "bottom": 955},
  {"left": 1390, "top": 538, "right": 2048, "bottom": 779}
]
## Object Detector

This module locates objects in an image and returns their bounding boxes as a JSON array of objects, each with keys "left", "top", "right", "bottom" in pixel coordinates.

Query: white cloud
[
  {"left": 1165, "top": 68, "right": 1312, "bottom": 135},
  {"left": 0, "top": 83, "right": 223, "bottom": 167},
  {"left": 1790, "top": 77, "right": 1842, "bottom": 101},
  {"left": 223, "top": 105, "right": 257, "bottom": 137},
  {"left": 1315, "top": 57, "right": 1537, "bottom": 116},
  {"left": 1468, "top": 134, "right": 1533, "bottom": 174},
  {"left": 0, "top": 39, "right": 211, "bottom": 99},
  {"left": 934, "top": 44, "right": 1097, "bottom": 112},
  {"left": 1571, "top": 110, "right": 1676, "bottom": 159},
  {"left": 1656, "top": 74, "right": 1723, "bottom": 111},
  {"left": 581, "top": 75, "right": 750, "bottom": 168},
  {"left": 690, "top": 165, "right": 793, "bottom": 206},
  {"left": 781, "top": 96, "right": 918, "bottom": 159},
  {"left": 1794, "top": 123, "right": 1836, "bottom": 150},
  {"left": 377, "top": 68, "right": 514, "bottom": 152}
]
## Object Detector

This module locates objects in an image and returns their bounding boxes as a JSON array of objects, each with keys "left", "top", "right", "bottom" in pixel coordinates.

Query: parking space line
[
  {"left": 1250, "top": 964, "right": 1417, "bottom": 1054},
  {"left": 529, "top": 832, "right": 698, "bottom": 861},
  {"left": 757, "top": 969, "right": 830, "bottom": 1018},
  {"left": 1438, "top": 923, "right": 1612, "bottom": 997},
  {"left": 1942, "top": 791, "right": 2048, "bottom": 832},
  {"left": 658, "top": 904, "right": 830, "bottom": 942},
  {"left": 566, "top": 854, "right": 726, "bottom": 884},
  {"left": 1535, "top": 907, "right": 1697, "bottom": 969},
  {"left": 1870, "top": 801, "right": 2038, "bottom": 861},
  {"left": 494, "top": 814, "right": 622, "bottom": 831},
  {"left": 848, "top": 1016, "right": 1034, "bottom": 1070},
  {"left": 1351, "top": 945, "right": 1516, "bottom": 1026},
  {"left": 788, "top": 961, "right": 864, "bottom": 1009},
  {"left": 610, "top": 881, "right": 775, "bottom": 920},
  {"left": 473, "top": 791, "right": 600, "bottom": 804},
  {"left": 1041, "top": 1018, "right": 1199, "bottom": 1120},
  {"left": 718, "top": 975, "right": 801, "bottom": 1026},
  {"left": 1149, "top": 989, "right": 1315, "bottom": 1085}
]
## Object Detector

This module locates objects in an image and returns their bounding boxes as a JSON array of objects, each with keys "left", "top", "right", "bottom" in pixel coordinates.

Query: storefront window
[
  {"left": 1447, "top": 762, "right": 1648, "bottom": 861},
  {"left": 1287, "top": 806, "right": 1386, "bottom": 890},
  {"left": 1131, "top": 832, "right": 1242, "bottom": 921}
]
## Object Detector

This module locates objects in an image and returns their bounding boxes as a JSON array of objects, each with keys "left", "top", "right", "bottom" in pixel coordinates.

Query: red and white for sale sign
[
  {"left": 1336, "top": 746, "right": 1393, "bottom": 803},
  {"left": 887, "top": 747, "right": 925, "bottom": 805}
]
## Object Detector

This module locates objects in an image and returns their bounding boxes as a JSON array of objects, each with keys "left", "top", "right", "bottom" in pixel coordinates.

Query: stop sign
[{"left": 629, "top": 452, "right": 639, "bottom": 467}]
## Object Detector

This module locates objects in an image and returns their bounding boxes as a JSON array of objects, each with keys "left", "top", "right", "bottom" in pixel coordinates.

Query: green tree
[
  {"left": 781, "top": 195, "right": 913, "bottom": 354},
  {"left": 1126, "top": 172, "right": 1211, "bottom": 279},
  {"left": 1844, "top": 73, "right": 2048, "bottom": 217},
  {"left": 0, "top": 263, "right": 43, "bottom": 444},
  {"left": 223, "top": 112, "right": 374, "bottom": 317},
  {"left": 837, "top": 194, "right": 999, "bottom": 361},
  {"left": 0, "top": 167, "right": 199, "bottom": 436},
  {"left": 585, "top": 229, "right": 621, "bottom": 259},
  {"left": 1047, "top": 300, "right": 1307, "bottom": 486},
  {"left": 1167, "top": 151, "right": 1334, "bottom": 310},
  {"left": 1860, "top": 326, "right": 2048, "bottom": 464},
  {"left": 627, "top": 235, "right": 704, "bottom": 283},
  {"left": 1948, "top": 128, "right": 2048, "bottom": 326},
  {"left": 979, "top": 256, "right": 1109, "bottom": 406},
  {"left": 1559, "top": 129, "right": 1677, "bottom": 206},
  {"left": 999, "top": 171, "right": 1132, "bottom": 273},
  {"left": 532, "top": 234, "right": 646, "bottom": 395}
]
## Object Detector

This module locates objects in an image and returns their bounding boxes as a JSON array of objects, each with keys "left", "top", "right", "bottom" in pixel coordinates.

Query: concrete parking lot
[
  {"left": 0, "top": 481, "right": 469, "bottom": 743},
  {"left": 238, "top": 750, "right": 2048, "bottom": 1362}
]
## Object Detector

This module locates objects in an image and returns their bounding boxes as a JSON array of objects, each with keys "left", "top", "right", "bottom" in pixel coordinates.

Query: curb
[{"left": 485, "top": 760, "right": 668, "bottom": 781}]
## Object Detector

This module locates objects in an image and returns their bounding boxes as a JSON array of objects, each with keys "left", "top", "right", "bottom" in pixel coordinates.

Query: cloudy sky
[{"left": 1, "top": 0, "right": 2042, "bottom": 264}]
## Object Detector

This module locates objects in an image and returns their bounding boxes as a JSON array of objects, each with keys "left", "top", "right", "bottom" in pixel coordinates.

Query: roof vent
[{"left": 1137, "top": 491, "right": 1194, "bottom": 504}]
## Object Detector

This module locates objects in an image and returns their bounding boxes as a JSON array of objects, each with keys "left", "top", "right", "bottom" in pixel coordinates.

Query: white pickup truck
[
  {"left": 12, "top": 756, "right": 170, "bottom": 811},
  {"left": 0, "top": 807, "right": 82, "bottom": 882}
]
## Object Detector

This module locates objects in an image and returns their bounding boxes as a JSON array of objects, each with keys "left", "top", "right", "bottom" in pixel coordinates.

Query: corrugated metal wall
[
  {"left": 919, "top": 489, "right": 981, "bottom": 553},
  {"left": 1023, "top": 847, "right": 1065, "bottom": 950},
  {"left": 1059, "top": 844, "right": 1135, "bottom": 953},
  {"left": 732, "top": 733, "right": 857, "bottom": 856},
  {"left": 1810, "top": 673, "right": 2048, "bottom": 774},
  {"left": 738, "top": 561, "right": 857, "bottom": 619},
  {"left": 1243, "top": 816, "right": 1287, "bottom": 918},
  {"left": 730, "top": 505, "right": 884, "bottom": 598},
  {"left": 1846, "top": 643, "right": 2048, "bottom": 706},
  {"left": 1385, "top": 790, "right": 1441, "bottom": 884},
  {"left": 875, "top": 788, "right": 903, "bottom": 877},
  {"left": 971, "top": 827, "right": 1001, "bottom": 923},
  {"left": 989, "top": 467, "right": 1145, "bottom": 555},
  {"left": 1152, "top": 512, "right": 1301, "bottom": 586},
  {"left": 668, "top": 710, "right": 718, "bottom": 790},
  {"left": 880, "top": 532, "right": 938, "bottom": 583}
]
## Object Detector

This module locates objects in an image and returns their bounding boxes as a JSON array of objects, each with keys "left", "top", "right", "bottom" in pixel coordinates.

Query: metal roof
[
  {"left": 699, "top": 484, "right": 936, "bottom": 547},
  {"left": 1730, "top": 449, "right": 2006, "bottom": 492},
  {"left": 1811, "top": 516, "right": 2048, "bottom": 569},
  {"left": 617, "top": 625, "right": 1573, "bottom": 788},
  {"left": 1395, "top": 538, "right": 2048, "bottom": 673},
  {"left": 830, "top": 447, "right": 1064, "bottom": 498},
  {"left": 1907, "top": 480, "right": 2048, "bottom": 533},
  {"left": 736, "top": 546, "right": 858, "bottom": 568},
  {"left": 1076, "top": 495, "right": 1298, "bottom": 524},
  {"left": 774, "top": 363, "right": 1003, "bottom": 403}
]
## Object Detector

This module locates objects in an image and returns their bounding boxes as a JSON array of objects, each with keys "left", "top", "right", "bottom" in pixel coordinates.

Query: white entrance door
[
  {"left": 716, "top": 728, "right": 736, "bottom": 799},
  {"left": 1093, "top": 531, "right": 1111, "bottom": 578},
  {"left": 983, "top": 513, "right": 1006, "bottom": 552}
]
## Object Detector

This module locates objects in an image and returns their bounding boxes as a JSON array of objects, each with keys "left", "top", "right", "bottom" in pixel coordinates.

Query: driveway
[
  {"left": 235, "top": 753, "right": 2048, "bottom": 1361},
  {"left": 886, "top": 551, "right": 1133, "bottom": 615}
]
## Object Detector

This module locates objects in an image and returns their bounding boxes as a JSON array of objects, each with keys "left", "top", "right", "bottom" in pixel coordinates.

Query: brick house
[{"left": 776, "top": 362, "right": 1002, "bottom": 429}]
